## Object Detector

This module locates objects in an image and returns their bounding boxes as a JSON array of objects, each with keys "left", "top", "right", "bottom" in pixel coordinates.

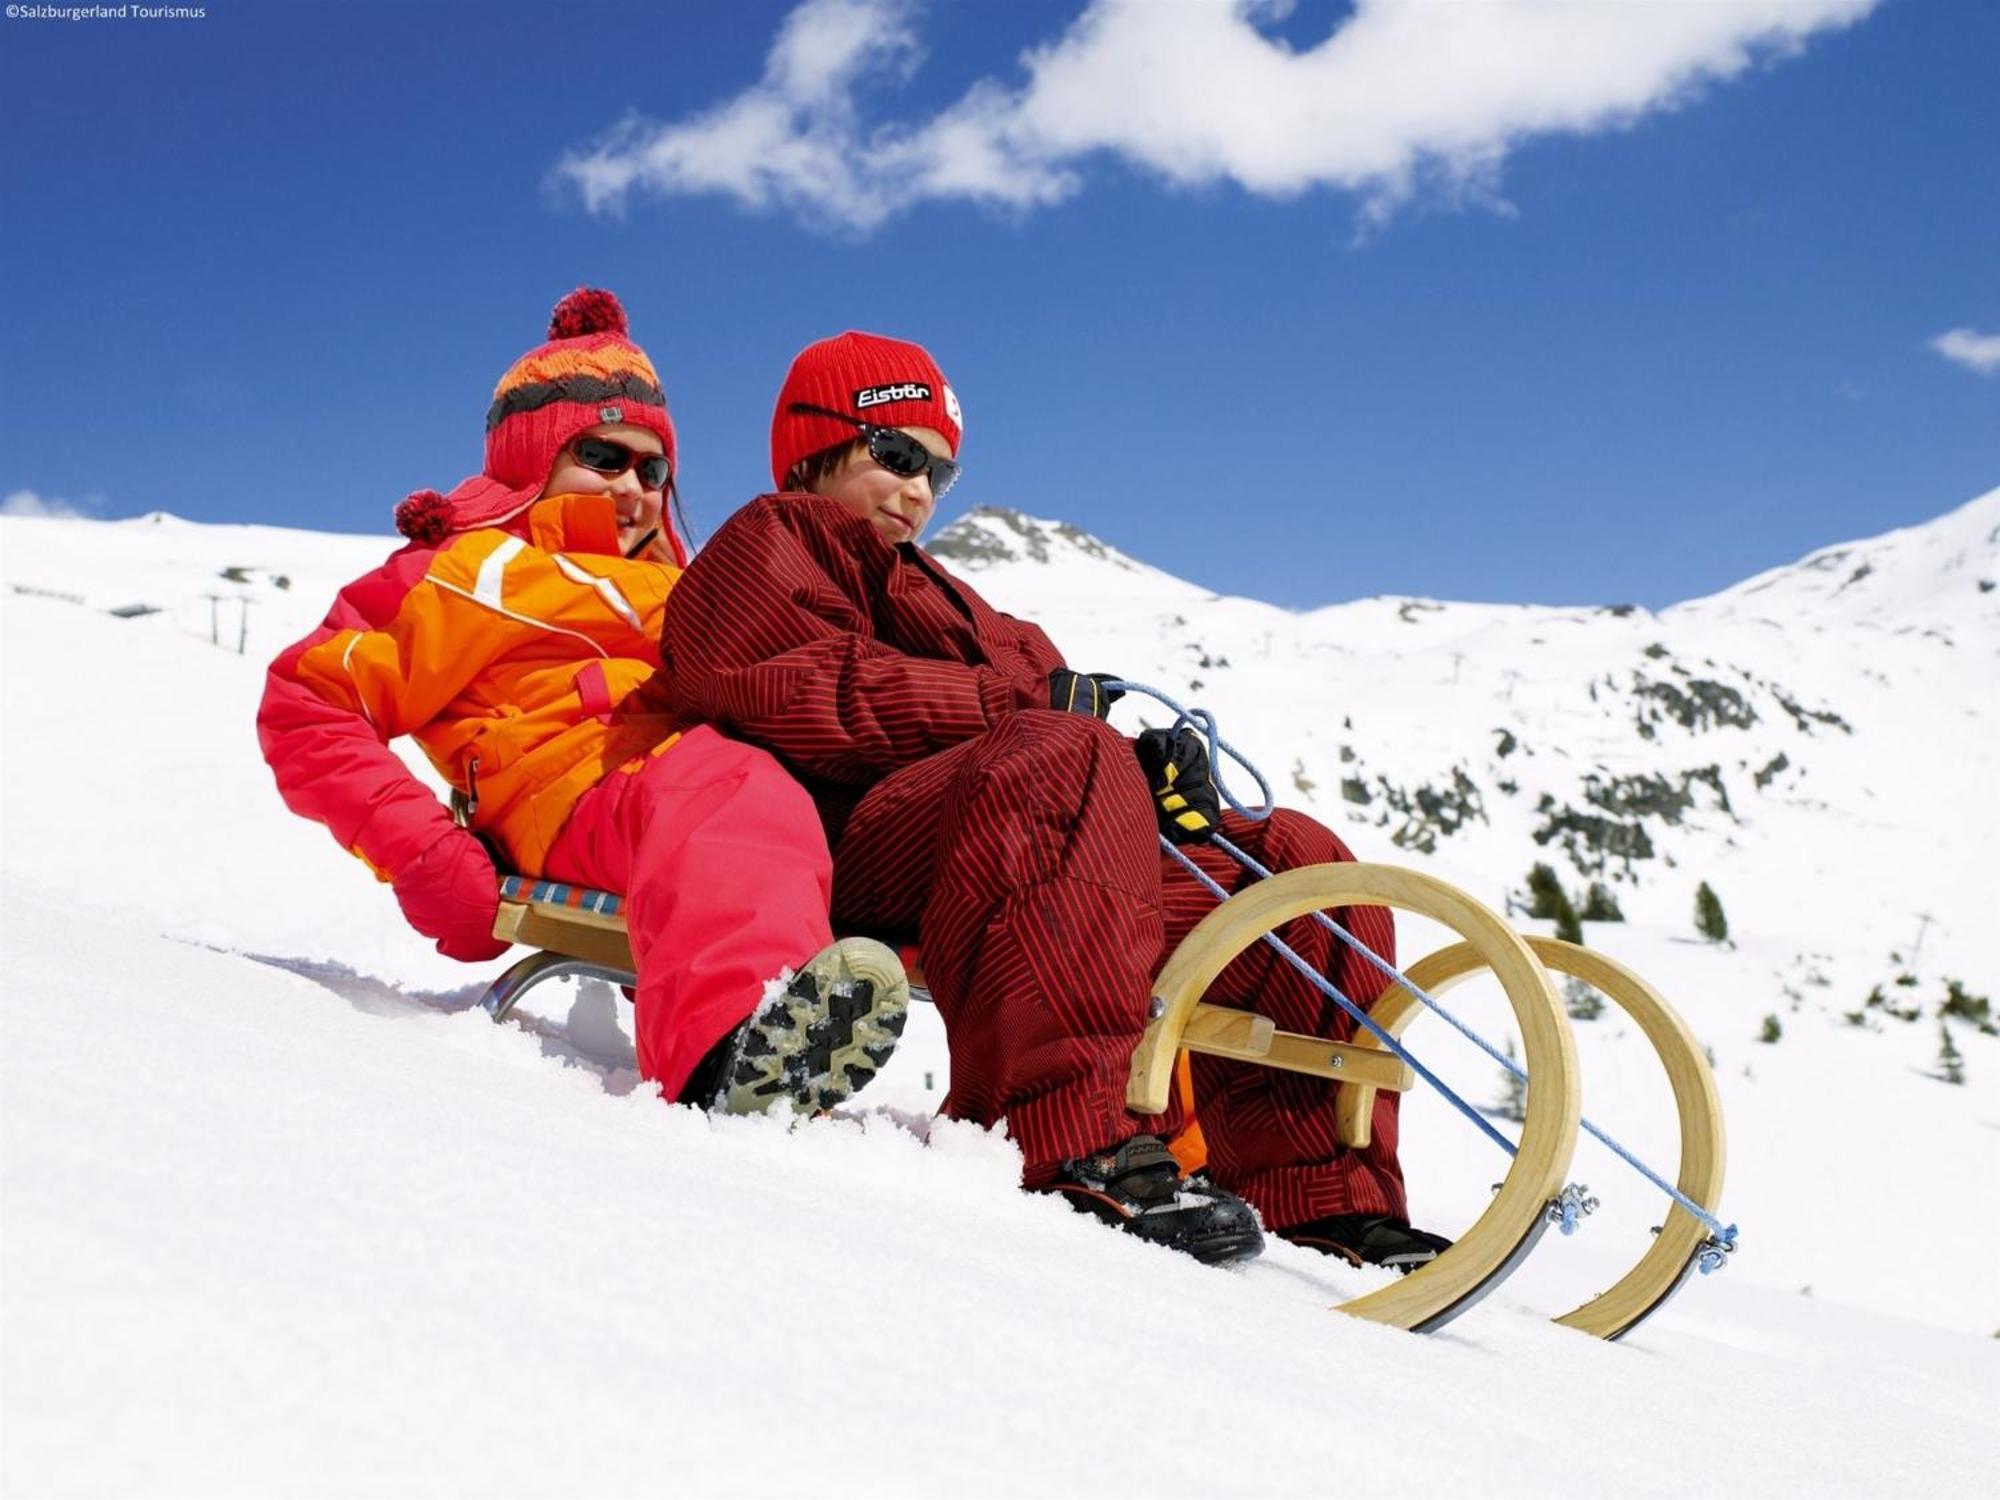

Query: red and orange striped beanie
[
  {"left": 485, "top": 287, "right": 676, "bottom": 491},
  {"left": 396, "top": 288, "right": 683, "bottom": 554}
]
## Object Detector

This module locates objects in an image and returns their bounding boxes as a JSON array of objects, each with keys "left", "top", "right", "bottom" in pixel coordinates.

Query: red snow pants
[
  {"left": 541, "top": 726, "right": 835, "bottom": 1101},
  {"left": 827, "top": 709, "right": 1405, "bottom": 1229}
]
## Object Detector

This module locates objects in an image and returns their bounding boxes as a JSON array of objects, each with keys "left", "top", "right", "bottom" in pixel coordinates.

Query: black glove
[
  {"left": 1134, "top": 727, "right": 1221, "bottom": 845},
  {"left": 1048, "top": 669, "right": 1125, "bottom": 719}
]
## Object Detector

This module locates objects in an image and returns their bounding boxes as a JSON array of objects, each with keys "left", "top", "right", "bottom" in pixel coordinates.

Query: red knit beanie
[
  {"left": 395, "top": 287, "right": 685, "bottom": 559},
  {"left": 769, "top": 331, "right": 962, "bottom": 491}
]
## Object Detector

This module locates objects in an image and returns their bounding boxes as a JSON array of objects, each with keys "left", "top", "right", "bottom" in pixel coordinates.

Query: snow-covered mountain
[
  {"left": 934, "top": 495, "right": 1997, "bottom": 1007},
  {"left": 3, "top": 494, "right": 1997, "bottom": 1496}
]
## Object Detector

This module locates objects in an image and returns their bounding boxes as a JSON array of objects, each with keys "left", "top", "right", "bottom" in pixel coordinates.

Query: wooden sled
[{"left": 481, "top": 865, "right": 1720, "bottom": 1339}]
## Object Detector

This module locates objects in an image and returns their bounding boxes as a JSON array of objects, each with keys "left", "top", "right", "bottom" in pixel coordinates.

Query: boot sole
[
  {"left": 714, "top": 938, "right": 911, "bottom": 1117},
  {"left": 1183, "top": 1224, "right": 1267, "bottom": 1267},
  {"left": 1053, "top": 1184, "right": 1267, "bottom": 1267}
]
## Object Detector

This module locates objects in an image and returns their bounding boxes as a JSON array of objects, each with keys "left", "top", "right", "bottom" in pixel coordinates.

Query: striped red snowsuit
[{"left": 661, "top": 494, "right": 1406, "bottom": 1227}]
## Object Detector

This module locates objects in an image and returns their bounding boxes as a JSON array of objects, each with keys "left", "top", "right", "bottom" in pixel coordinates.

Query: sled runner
[
  {"left": 477, "top": 860, "right": 1729, "bottom": 1341},
  {"left": 1329, "top": 935, "right": 1729, "bottom": 1340}
]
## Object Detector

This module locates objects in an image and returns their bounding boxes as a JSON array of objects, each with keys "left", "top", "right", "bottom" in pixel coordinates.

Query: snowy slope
[{"left": 4, "top": 496, "right": 1999, "bottom": 1496}]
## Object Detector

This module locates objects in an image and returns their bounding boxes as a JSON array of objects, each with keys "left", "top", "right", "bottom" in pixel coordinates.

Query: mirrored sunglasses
[
  {"left": 791, "top": 402, "right": 960, "bottom": 500},
  {"left": 569, "top": 434, "right": 673, "bottom": 492}
]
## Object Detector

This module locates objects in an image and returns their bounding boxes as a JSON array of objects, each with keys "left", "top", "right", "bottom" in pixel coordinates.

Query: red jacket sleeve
[
  {"left": 662, "top": 495, "right": 1062, "bottom": 785},
  {"left": 256, "top": 545, "right": 463, "bottom": 882}
]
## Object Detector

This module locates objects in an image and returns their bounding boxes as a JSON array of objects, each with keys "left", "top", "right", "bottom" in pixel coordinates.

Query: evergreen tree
[
  {"left": 1564, "top": 976, "right": 1605, "bottom": 1021},
  {"left": 1759, "top": 1013, "right": 1782, "bottom": 1044},
  {"left": 1581, "top": 882, "right": 1625, "bottom": 922},
  {"left": 1940, "top": 978, "right": 1995, "bottom": 1035},
  {"left": 1525, "top": 863, "right": 1564, "bottom": 917},
  {"left": 1554, "top": 904, "right": 1583, "bottom": 947},
  {"left": 1525, "top": 862, "right": 1583, "bottom": 945},
  {"left": 1494, "top": 1038, "right": 1528, "bottom": 1123},
  {"left": 1695, "top": 881, "right": 1729, "bottom": 944},
  {"left": 1937, "top": 1020, "right": 1966, "bottom": 1085}
]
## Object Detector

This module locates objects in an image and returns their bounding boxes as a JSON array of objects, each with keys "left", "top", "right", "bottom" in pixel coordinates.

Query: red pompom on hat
[
  {"left": 770, "top": 331, "right": 961, "bottom": 492},
  {"left": 547, "top": 286, "right": 629, "bottom": 340},
  {"left": 386, "top": 287, "right": 686, "bottom": 564},
  {"left": 393, "top": 488, "right": 453, "bottom": 546}
]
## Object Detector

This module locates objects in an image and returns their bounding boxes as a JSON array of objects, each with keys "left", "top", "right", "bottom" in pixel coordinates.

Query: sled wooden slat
[
  {"left": 1261, "top": 1030, "right": 1418, "bottom": 1092},
  {"left": 1172, "top": 1004, "right": 1417, "bottom": 1091},
  {"left": 1126, "top": 862, "right": 1580, "bottom": 1335},
  {"left": 1179, "top": 1003, "right": 1276, "bottom": 1057},
  {"left": 493, "top": 900, "right": 636, "bottom": 974},
  {"left": 1334, "top": 936, "right": 1727, "bottom": 1341}
]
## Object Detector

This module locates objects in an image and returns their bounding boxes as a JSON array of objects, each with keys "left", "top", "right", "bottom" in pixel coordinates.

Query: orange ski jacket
[{"left": 258, "top": 491, "right": 683, "bottom": 882}]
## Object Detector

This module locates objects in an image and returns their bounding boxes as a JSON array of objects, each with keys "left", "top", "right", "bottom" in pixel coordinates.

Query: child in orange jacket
[{"left": 258, "top": 290, "right": 906, "bottom": 1114}]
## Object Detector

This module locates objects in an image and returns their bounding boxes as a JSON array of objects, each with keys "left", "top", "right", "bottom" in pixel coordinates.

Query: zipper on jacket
[
  {"left": 450, "top": 755, "right": 480, "bottom": 827},
  {"left": 901, "top": 543, "right": 978, "bottom": 623}
]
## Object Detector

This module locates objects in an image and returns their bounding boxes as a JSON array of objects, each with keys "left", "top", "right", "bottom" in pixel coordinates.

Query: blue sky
[{"left": 3, "top": 0, "right": 1994, "bottom": 609}]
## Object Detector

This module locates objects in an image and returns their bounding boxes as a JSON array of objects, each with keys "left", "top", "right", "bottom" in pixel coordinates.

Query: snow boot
[
  {"left": 1278, "top": 1214, "right": 1452, "bottom": 1272},
  {"left": 1047, "top": 1134, "right": 1265, "bottom": 1266},
  {"left": 705, "top": 937, "right": 911, "bottom": 1116}
]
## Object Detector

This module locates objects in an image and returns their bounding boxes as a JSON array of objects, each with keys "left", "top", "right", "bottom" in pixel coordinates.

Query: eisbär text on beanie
[{"left": 770, "top": 331, "right": 962, "bottom": 492}]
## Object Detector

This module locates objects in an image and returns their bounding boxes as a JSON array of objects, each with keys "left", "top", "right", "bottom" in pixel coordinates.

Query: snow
[{"left": 4, "top": 495, "right": 1999, "bottom": 1496}]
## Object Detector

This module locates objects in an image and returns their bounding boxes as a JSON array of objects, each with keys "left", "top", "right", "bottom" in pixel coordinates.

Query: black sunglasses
[
  {"left": 569, "top": 434, "right": 673, "bottom": 492},
  {"left": 790, "top": 402, "right": 960, "bottom": 500}
]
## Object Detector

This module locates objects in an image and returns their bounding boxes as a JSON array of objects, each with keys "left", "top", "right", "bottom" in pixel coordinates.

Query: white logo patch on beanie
[
  {"left": 854, "top": 381, "right": 932, "bottom": 410},
  {"left": 943, "top": 383, "right": 962, "bottom": 430}
]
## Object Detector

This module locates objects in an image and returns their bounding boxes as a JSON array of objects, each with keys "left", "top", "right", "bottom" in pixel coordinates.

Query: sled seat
[
  {"left": 481, "top": 875, "right": 934, "bottom": 1020},
  {"left": 476, "top": 876, "right": 638, "bottom": 1023},
  {"left": 492, "top": 875, "right": 635, "bottom": 974}
]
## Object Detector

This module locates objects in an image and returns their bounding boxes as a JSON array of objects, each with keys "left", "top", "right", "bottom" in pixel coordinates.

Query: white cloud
[
  {"left": 1931, "top": 327, "right": 2000, "bottom": 377},
  {"left": 555, "top": 0, "right": 958, "bottom": 231},
  {"left": 553, "top": 0, "right": 1879, "bottom": 233},
  {"left": 2, "top": 489, "right": 90, "bottom": 519}
]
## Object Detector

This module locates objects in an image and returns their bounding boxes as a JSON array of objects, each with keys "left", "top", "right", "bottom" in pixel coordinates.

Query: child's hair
[
  {"left": 670, "top": 485, "right": 698, "bottom": 554},
  {"left": 786, "top": 440, "right": 863, "bottom": 495}
]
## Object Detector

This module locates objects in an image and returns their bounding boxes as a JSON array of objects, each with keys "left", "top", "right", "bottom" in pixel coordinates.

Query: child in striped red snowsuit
[{"left": 661, "top": 332, "right": 1447, "bottom": 1269}]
